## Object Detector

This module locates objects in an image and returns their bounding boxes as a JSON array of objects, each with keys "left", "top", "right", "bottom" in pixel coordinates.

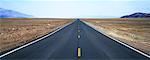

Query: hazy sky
[{"left": 0, "top": 0, "right": 150, "bottom": 18}]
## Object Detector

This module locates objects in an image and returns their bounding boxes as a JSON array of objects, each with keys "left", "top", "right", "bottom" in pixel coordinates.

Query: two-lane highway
[{"left": 0, "top": 19, "right": 149, "bottom": 60}]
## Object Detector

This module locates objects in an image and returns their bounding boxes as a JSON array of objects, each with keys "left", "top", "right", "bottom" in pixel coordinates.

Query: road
[{"left": 0, "top": 19, "right": 149, "bottom": 60}]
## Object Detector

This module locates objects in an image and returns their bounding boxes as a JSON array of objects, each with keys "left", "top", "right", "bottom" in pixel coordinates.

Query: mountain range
[
  {"left": 0, "top": 8, "right": 32, "bottom": 18},
  {"left": 1, "top": 8, "right": 149, "bottom": 18},
  {"left": 121, "top": 12, "right": 150, "bottom": 18}
]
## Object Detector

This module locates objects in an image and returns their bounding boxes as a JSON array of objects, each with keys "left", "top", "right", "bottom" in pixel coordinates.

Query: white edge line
[
  {"left": 81, "top": 20, "right": 150, "bottom": 58},
  {"left": 0, "top": 20, "right": 75, "bottom": 58}
]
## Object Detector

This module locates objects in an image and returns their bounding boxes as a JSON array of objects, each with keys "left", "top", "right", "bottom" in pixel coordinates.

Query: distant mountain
[
  {"left": 0, "top": 8, "right": 32, "bottom": 18},
  {"left": 121, "top": 12, "right": 150, "bottom": 18}
]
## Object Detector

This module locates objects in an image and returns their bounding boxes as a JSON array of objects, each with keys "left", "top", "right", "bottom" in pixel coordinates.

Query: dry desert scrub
[
  {"left": 0, "top": 18, "right": 73, "bottom": 53},
  {"left": 83, "top": 18, "right": 150, "bottom": 54}
]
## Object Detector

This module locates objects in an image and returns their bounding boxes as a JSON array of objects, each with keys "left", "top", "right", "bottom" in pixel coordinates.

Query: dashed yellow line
[
  {"left": 78, "top": 35, "right": 81, "bottom": 38},
  {"left": 78, "top": 30, "right": 81, "bottom": 32},
  {"left": 78, "top": 48, "right": 81, "bottom": 58}
]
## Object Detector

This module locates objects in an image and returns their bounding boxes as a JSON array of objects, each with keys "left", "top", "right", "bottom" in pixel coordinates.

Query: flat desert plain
[
  {"left": 83, "top": 18, "right": 150, "bottom": 55},
  {"left": 0, "top": 18, "right": 73, "bottom": 53}
]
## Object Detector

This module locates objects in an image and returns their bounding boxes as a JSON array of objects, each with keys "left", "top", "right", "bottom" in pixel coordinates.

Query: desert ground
[
  {"left": 82, "top": 18, "right": 150, "bottom": 55},
  {"left": 0, "top": 18, "right": 73, "bottom": 53}
]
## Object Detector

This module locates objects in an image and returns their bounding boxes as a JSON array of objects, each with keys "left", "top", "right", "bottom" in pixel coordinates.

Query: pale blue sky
[{"left": 0, "top": 0, "right": 150, "bottom": 18}]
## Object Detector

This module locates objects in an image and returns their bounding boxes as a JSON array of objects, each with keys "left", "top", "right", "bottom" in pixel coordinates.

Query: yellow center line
[
  {"left": 78, "top": 30, "right": 81, "bottom": 32},
  {"left": 78, "top": 35, "right": 80, "bottom": 38},
  {"left": 78, "top": 48, "right": 81, "bottom": 58}
]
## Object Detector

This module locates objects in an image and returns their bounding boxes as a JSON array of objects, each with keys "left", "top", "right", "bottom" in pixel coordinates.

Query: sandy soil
[
  {"left": 82, "top": 18, "right": 150, "bottom": 55},
  {"left": 0, "top": 18, "right": 73, "bottom": 53}
]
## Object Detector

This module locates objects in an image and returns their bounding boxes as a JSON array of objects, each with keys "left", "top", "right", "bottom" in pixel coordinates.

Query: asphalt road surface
[{"left": 0, "top": 19, "right": 149, "bottom": 60}]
